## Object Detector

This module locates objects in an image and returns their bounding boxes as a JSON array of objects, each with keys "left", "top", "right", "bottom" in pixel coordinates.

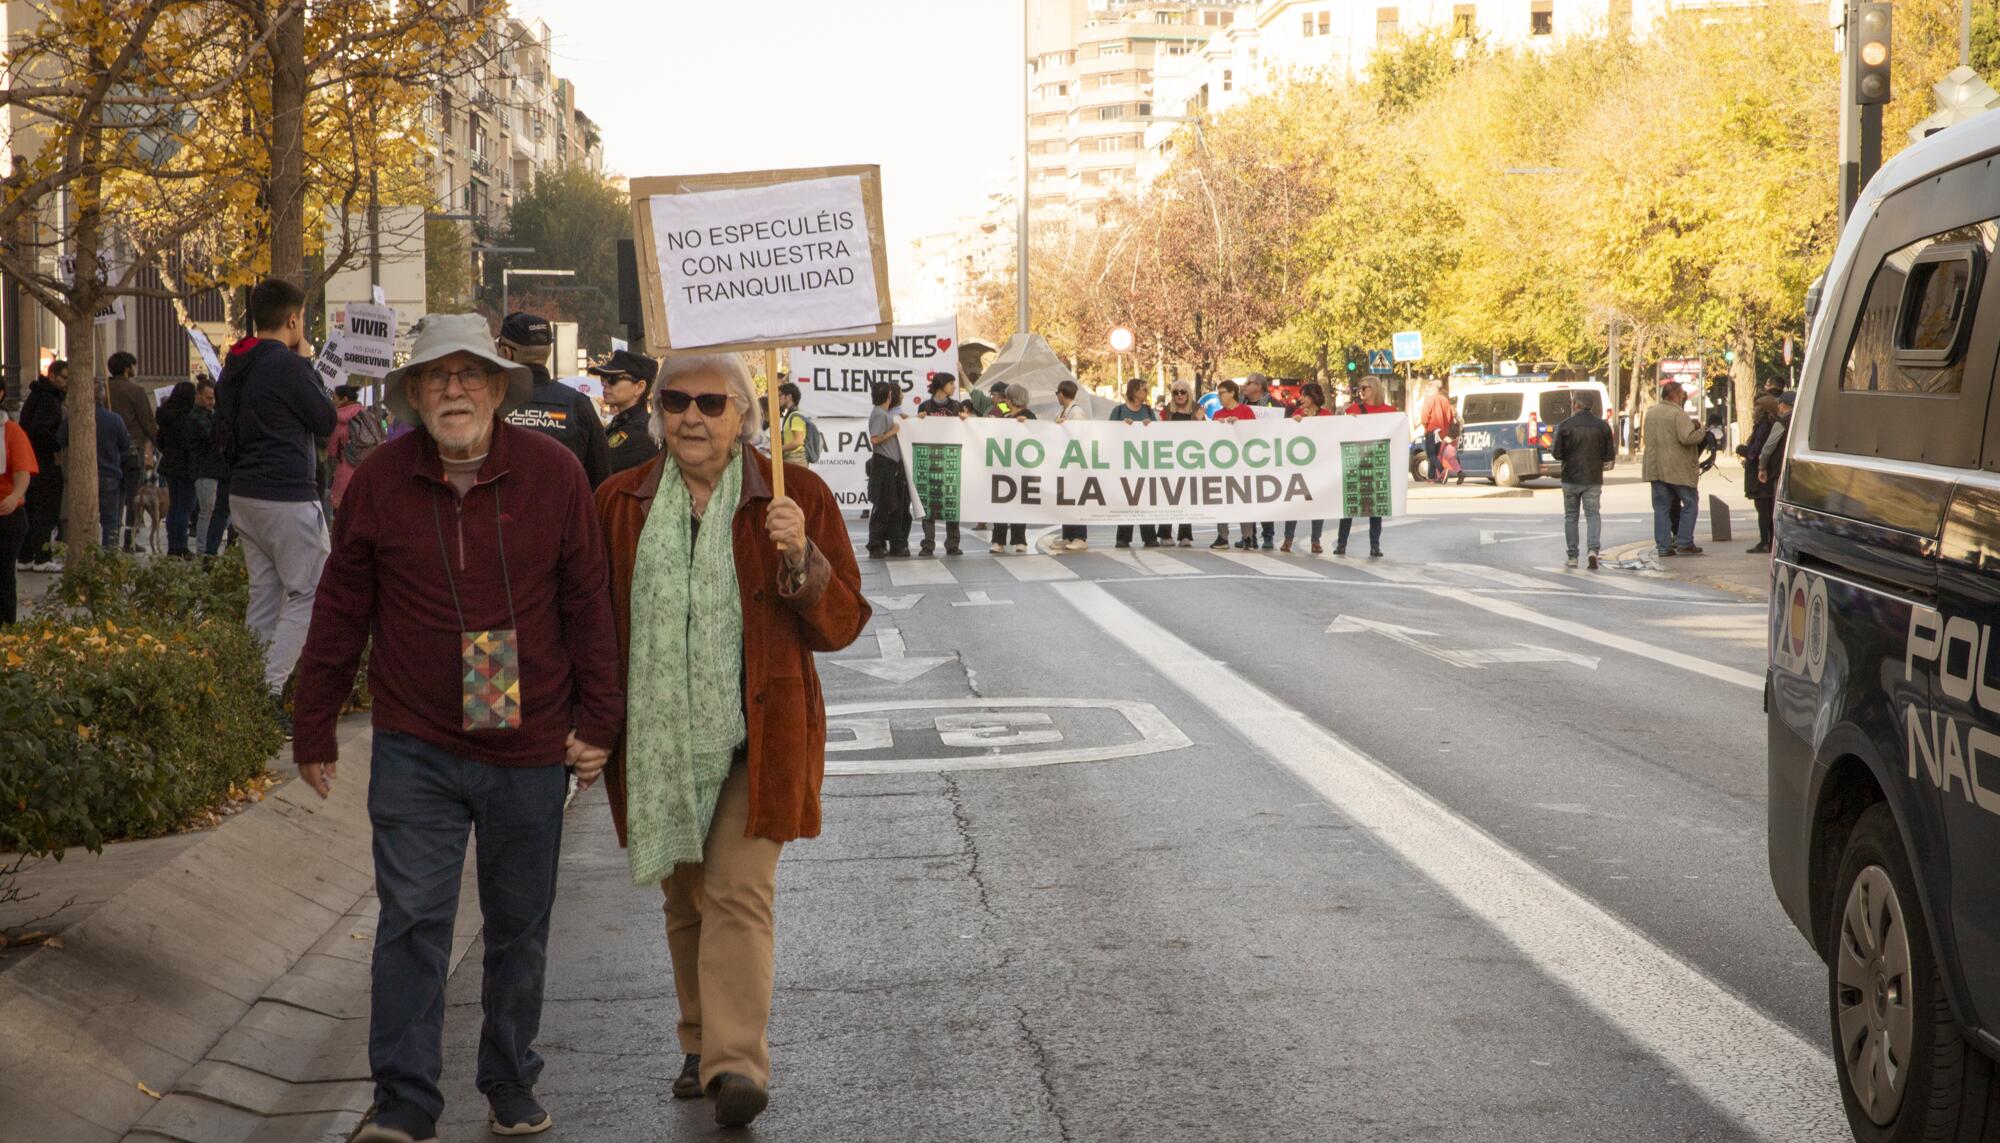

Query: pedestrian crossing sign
[{"left": 1368, "top": 350, "right": 1394, "bottom": 376}]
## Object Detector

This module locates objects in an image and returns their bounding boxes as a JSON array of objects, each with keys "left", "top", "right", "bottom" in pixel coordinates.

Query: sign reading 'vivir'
[{"left": 633, "top": 166, "right": 893, "bottom": 353}]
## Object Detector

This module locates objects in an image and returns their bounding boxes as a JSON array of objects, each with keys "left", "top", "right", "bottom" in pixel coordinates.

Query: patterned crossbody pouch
[{"left": 433, "top": 488, "right": 523, "bottom": 731}]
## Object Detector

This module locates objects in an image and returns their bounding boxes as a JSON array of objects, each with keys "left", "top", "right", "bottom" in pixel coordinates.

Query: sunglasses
[{"left": 658, "top": 390, "right": 737, "bottom": 417}]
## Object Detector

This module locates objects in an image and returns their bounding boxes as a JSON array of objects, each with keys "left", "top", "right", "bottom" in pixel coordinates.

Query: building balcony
[{"left": 1076, "top": 81, "right": 1148, "bottom": 105}]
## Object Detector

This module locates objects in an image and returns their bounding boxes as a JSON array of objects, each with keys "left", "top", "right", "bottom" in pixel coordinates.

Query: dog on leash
[{"left": 131, "top": 482, "right": 171, "bottom": 553}]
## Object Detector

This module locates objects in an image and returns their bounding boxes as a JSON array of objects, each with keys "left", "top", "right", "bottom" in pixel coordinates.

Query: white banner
[
  {"left": 186, "top": 326, "right": 222, "bottom": 380},
  {"left": 897, "top": 414, "right": 1408, "bottom": 525},
  {"left": 338, "top": 302, "right": 397, "bottom": 378},
  {"left": 787, "top": 319, "right": 957, "bottom": 420},
  {"left": 813, "top": 416, "right": 875, "bottom": 508},
  {"left": 313, "top": 332, "right": 348, "bottom": 390},
  {"left": 646, "top": 173, "right": 881, "bottom": 350}
]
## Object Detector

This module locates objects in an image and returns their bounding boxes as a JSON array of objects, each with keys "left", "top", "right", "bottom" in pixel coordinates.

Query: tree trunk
[
  {"left": 267, "top": 3, "right": 308, "bottom": 285},
  {"left": 62, "top": 116, "right": 106, "bottom": 551},
  {"left": 1731, "top": 328, "right": 1758, "bottom": 441}
]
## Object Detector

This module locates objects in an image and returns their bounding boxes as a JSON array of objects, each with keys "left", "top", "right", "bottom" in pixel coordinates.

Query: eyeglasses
[
  {"left": 413, "top": 366, "right": 502, "bottom": 394},
  {"left": 658, "top": 390, "right": 738, "bottom": 417}
]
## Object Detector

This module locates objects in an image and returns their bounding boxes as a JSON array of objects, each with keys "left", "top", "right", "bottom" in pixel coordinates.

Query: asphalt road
[{"left": 431, "top": 477, "right": 1843, "bottom": 1142}]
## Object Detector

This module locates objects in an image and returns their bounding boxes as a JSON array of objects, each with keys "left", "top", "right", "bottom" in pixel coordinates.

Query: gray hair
[
  {"left": 651, "top": 352, "right": 762, "bottom": 447},
  {"left": 1006, "top": 383, "right": 1030, "bottom": 408}
]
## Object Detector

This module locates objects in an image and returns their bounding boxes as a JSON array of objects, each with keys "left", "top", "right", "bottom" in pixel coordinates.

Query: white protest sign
[
  {"left": 314, "top": 332, "right": 348, "bottom": 390},
  {"left": 92, "top": 295, "right": 126, "bottom": 325},
  {"left": 371, "top": 284, "right": 387, "bottom": 306},
  {"left": 557, "top": 374, "right": 603, "bottom": 401},
  {"left": 610, "top": 337, "right": 628, "bottom": 353},
  {"left": 787, "top": 318, "right": 957, "bottom": 420},
  {"left": 631, "top": 165, "right": 892, "bottom": 353},
  {"left": 339, "top": 302, "right": 397, "bottom": 378},
  {"left": 897, "top": 414, "right": 1408, "bottom": 526},
  {"left": 186, "top": 326, "right": 223, "bottom": 380},
  {"left": 1249, "top": 405, "right": 1285, "bottom": 420},
  {"left": 815, "top": 417, "right": 874, "bottom": 509}
]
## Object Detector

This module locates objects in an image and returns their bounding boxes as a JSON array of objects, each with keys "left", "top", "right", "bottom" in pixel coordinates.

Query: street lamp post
[{"left": 501, "top": 267, "right": 573, "bottom": 316}]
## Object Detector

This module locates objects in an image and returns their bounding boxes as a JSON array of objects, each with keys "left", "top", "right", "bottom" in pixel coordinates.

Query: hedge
[{"left": 0, "top": 548, "right": 280, "bottom": 858}]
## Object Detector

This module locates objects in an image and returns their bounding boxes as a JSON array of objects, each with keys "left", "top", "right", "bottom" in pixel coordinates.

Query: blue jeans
[
  {"left": 367, "top": 731, "right": 567, "bottom": 1122},
  {"left": 1337, "top": 516, "right": 1382, "bottom": 550},
  {"left": 1424, "top": 431, "right": 1443, "bottom": 481},
  {"left": 165, "top": 475, "right": 197, "bottom": 555},
  {"left": 98, "top": 489, "right": 123, "bottom": 548},
  {"left": 1283, "top": 518, "right": 1324, "bottom": 543},
  {"left": 1563, "top": 482, "right": 1602, "bottom": 558},
  {"left": 1651, "top": 481, "right": 1699, "bottom": 553}
]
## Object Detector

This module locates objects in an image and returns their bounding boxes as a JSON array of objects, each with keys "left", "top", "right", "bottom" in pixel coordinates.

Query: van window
[
  {"left": 1538, "top": 389, "right": 1577, "bottom": 422},
  {"left": 1841, "top": 225, "right": 1990, "bottom": 395},
  {"left": 1462, "top": 393, "right": 1521, "bottom": 423}
]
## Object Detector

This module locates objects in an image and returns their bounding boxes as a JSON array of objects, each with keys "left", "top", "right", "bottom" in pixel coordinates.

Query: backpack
[
  {"left": 785, "top": 409, "right": 825, "bottom": 464},
  {"left": 343, "top": 407, "right": 386, "bottom": 467}
]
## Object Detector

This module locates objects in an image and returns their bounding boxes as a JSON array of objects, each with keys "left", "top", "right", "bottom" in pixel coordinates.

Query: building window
[
  {"left": 1099, "top": 41, "right": 1126, "bottom": 57},
  {"left": 1377, "top": 6, "right": 1400, "bottom": 39},
  {"left": 1453, "top": 4, "right": 1477, "bottom": 37},
  {"left": 1222, "top": 70, "right": 1233, "bottom": 92},
  {"left": 469, "top": 118, "right": 487, "bottom": 158},
  {"left": 1097, "top": 104, "right": 1126, "bottom": 120},
  {"left": 1302, "top": 12, "right": 1315, "bottom": 35},
  {"left": 1531, "top": 1, "right": 1554, "bottom": 35},
  {"left": 1319, "top": 11, "right": 1331, "bottom": 33},
  {"left": 1137, "top": 102, "right": 1151, "bottom": 117}
]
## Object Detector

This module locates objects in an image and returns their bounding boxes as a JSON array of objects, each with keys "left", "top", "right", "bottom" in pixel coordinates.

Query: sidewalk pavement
[
  {"left": 1603, "top": 538, "right": 1772, "bottom": 601},
  {"left": 0, "top": 718, "right": 483, "bottom": 1143}
]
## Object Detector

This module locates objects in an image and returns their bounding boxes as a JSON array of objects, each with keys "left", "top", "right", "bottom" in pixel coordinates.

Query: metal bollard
[{"left": 1708, "top": 495, "right": 1732, "bottom": 542}]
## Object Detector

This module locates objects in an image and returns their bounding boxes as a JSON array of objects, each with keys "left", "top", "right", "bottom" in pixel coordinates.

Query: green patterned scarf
[{"left": 623, "top": 454, "right": 745, "bottom": 886}]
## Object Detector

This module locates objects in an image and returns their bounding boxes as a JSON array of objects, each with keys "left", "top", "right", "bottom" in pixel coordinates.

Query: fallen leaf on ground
[
  {"left": 137, "top": 1082, "right": 162, "bottom": 1099},
  {"left": 16, "top": 931, "right": 47, "bottom": 944},
  {"left": 43, "top": 935, "right": 63, "bottom": 949}
]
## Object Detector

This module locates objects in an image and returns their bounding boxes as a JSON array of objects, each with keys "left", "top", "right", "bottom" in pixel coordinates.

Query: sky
[{"left": 509, "top": 0, "right": 1025, "bottom": 303}]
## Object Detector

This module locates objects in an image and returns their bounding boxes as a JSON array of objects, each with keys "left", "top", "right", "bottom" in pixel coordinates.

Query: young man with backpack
[
  {"left": 217, "top": 277, "right": 336, "bottom": 736},
  {"left": 776, "top": 381, "right": 824, "bottom": 468},
  {"left": 327, "top": 385, "right": 384, "bottom": 512}
]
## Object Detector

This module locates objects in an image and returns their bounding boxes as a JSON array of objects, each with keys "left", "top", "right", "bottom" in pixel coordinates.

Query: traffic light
[
  {"left": 1853, "top": 2, "right": 1892, "bottom": 106},
  {"left": 1344, "top": 348, "right": 1360, "bottom": 374}
]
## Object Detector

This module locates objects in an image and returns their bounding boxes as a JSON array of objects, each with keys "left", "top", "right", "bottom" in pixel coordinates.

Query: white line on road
[
  {"left": 886, "top": 560, "right": 960, "bottom": 587},
  {"left": 1211, "top": 550, "right": 1323, "bottom": 578},
  {"left": 1427, "top": 588, "right": 1764, "bottom": 690},
  {"left": 1054, "top": 581, "right": 1840, "bottom": 1142},
  {"left": 1097, "top": 547, "right": 1203, "bottom": 577},
  {"left": 997, "top": 555, "right": 1080, "bottom": 582}
]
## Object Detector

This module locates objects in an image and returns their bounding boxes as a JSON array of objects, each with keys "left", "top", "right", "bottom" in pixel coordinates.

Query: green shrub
[{"left": 1, "top": 548, "right": 280, "bottom": 857}]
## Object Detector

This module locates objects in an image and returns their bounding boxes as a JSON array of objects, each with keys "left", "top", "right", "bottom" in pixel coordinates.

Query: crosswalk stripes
[
  {"left": 1431, "top": 562, "right": 1558, "bottom": 591},
  {"left": 1095, "top": 547, "right": 1203, "bottom": 577},
  {"left": 1210, "top": 550, "right": 1324, "bottom": 579},
  {"left": 997, "top": 555, "right": 1081, "bottom": 582},
  {"left": 884, "top": 560, "right": 961, "bottom": 587}
]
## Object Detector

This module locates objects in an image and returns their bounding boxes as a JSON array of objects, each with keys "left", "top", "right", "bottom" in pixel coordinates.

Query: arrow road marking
[
  {"left": 1326, "top": 615, "right": 1597, "bottom": 669},
  {"left": 1480, "top": 529, "right": 1563, "bottom": 546},
  {"left": 866, "top": 593, "right": 924, "bottom": 611},
  {"left": 830, "top": 629, "right": 954, "bottom": 684}
]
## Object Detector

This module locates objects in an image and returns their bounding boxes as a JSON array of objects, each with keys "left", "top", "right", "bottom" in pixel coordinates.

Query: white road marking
[
  {"left": 829, "top": 629, "right": 954, "bottom": 684},
  {"left": 1097, "top": 548, "right": 1203, "bottom": 577},
  {"left": 822, "top": 697, "right": 1191, "bottom": 775},
  {"left": 998, "top": 554, "right": 1080, "bottom": 582},
  {"left": 952, "top": 590, "right": 1013, "bottom": 607},
  {"left": 1211, "top": 550, "right": 1323, "bottom": 578},
  {"left": 1346, "top": 560, "right": 1436, "bottom": 585},
  {"left": 1432, "top": 562, "right": 1558, "bottom": 591},
  {"left": 1481, "top": 529, "right": 1564, "bottom": 546},
  {"left": 1535, "top": 567, "right": 1706, "bottom": 600},
  {"left": 1427, "top": 588, "right": 1763, "bottom": 690},
  {"left": 886, "top": 560, "right": 960, "bottom": 587},
  {"left": 1055, "top": 581, "right": 1839, "bottom": 1142},
  {"left": 866, "top": 593, "right": 924, "bottom": 611},
  {"left": 1327, "top": 614, "right": 1598, "bottom": 669}
]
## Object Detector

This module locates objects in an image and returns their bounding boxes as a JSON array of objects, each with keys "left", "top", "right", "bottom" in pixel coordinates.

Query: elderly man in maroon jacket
[{"left": 293, "top": 312, "right": 623, "bottom": 1143}]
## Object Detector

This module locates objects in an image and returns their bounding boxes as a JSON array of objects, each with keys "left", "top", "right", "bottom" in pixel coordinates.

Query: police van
[
  {"left": 1768, "top": 111, "right": 2000, "bottom": 1140},
  {"left": 1447, "top": 374, "right": 1611, "bottom": 486}
]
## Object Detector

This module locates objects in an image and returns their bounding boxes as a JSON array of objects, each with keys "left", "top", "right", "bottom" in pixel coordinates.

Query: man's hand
[
  {"left": 0, "top": 493, "right": 22, "bottom": 517},
  {"left": 297, "top": 761, "right": 335, "bottom": 799},
  {"left": 767, "top": 495, "right": 807, "bottom": 566},
  {"left": 565, "top": 731, "right": 610, "bottom": 789}
]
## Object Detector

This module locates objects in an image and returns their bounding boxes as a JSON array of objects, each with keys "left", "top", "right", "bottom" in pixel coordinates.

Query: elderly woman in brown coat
[{"left": 594, "top": 352, "right": 869, "bottom": 1127}]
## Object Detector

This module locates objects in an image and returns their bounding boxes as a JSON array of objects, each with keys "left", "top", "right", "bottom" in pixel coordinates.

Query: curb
[{"left": 0, "top": 720, "right": 487, "bottom": 1143}]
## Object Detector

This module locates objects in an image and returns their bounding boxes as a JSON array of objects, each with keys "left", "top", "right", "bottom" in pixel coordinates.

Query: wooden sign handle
[{"left": 765, "top": 348, "right": 784, "bottom": 501}]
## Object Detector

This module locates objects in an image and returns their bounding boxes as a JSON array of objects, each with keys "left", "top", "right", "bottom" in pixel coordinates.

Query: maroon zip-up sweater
[{"left": 292, "top": 420, "right": 624, "bottom": 767}]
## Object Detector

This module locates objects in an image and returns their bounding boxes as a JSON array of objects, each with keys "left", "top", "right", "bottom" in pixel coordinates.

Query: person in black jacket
[
  {"left": 17, "top": 360, "right": 67, "bottom": 568},
  {"left": 156, "top": 381, "right": 197, "bottom": 555},
  {"left": 588, "top": 348, "right": 660, "bottom": 475},
  {"left": 496, "top": 311, "right": 610, "bottom": 487},
  {"left": 186, "top": 378, "right": 231, "bottom": 554},
  {"left": 1550, "top": 390, "right": 1617, "bottom": 569},
  {"left": 217, "top": 278, "right": 336, "bottom": 733}
]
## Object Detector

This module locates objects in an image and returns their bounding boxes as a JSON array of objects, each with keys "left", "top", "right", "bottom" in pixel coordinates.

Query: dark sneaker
[
  {"left": 355, "top": 1101, "right": 439, "bottom": 1143},
  {"left": 1332, "top": 545, "right": 1347, "bottom": 557},
  {"left": 1746, "top": 543, "right": 1771, "bottom": 553},
  {"left": 865, "top": 545, "right": 887, "bottom": 559},
  {"left": 888, "top": 547, "right": 913, "bottom": 558},
  {"left": 919, "top": 543, "right": 935, "bottom": 557},
  {"left": 944, "top": 546, "right": 961, "bottom": 556},
  {"left": 1115, "top": 540, "right": 1131, "bottom": 548},
  {"left": 1676, "top": 544, "right": 1705, "bottom": 556},
  {"left": 709, "top": 1073, "right": 770, "bottom": 1128},
  {"left": 1657, "top": 548, "right": 1678, "bottom": 558},
  {"left": 1587, "top": 551, "right": 1600, "bottom": 570},
  {"left": 1209, "top": 537, "right": 1229, "bottom": 549},
  {"left": 1369, "top": 547, "right": 1385, "bottom": 559},
  {"left": 271, "top": 694, "right": 294, "bottom": 741},
  {"left": 673, "top": 1053, "right": 703, "bottom": 1100},
  {"left": 487, "top": 1085, "right": 551, "bottom": 1136}
]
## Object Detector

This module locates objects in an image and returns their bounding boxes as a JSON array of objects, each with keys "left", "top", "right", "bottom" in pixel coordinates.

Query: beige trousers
[{"left": 661, "top": 763, "right": 784, "bottom": 1089}]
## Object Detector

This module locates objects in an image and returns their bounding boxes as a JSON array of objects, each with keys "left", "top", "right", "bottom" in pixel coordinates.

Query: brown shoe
[
  {"left": 709, "top": 1073, "right": 769, "bottom": 1127},
  {"left": 1279, "top": 539, "right": 1293, "bottom": 553},
  {"left": 1676, "top": 544, "right": 1705, "bottom": 556},
  {"left": 673, "top": 1054, "right": 703, "bottom": 1099}
]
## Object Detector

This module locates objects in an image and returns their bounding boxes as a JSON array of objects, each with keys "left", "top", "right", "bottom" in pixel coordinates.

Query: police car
[
  {"left": 1447, "top": 374, "right": 1611, "bottom": 486},
  {"left": 1768, "top": 109, "right": 2000, "bottom": 1140}
]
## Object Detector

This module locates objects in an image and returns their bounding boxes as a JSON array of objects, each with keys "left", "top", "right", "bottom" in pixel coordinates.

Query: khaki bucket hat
[{"left": 382, "top": 313, "right": 534, "bottom": 426}]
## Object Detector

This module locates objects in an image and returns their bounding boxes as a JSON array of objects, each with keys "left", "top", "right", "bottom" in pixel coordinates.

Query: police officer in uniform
[
  {"left": 589, "top": 348, "right": 661, "bottom": 476},
  {"left": 496, "top": 311, "right": 611, "bottom": 487}
]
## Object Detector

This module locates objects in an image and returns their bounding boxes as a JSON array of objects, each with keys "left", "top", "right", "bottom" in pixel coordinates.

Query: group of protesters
[{"left": 859, "top": 370, "right": 1397, "bottom": 560}]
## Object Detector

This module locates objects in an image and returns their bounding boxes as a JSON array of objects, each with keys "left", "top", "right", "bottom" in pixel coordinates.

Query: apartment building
[{"left": 1028, "top": 0, "right": 1260, "bottom": 223}]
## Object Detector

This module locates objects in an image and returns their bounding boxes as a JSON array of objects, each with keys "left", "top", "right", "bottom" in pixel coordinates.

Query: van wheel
[
  {"left": 1830, "top": 803, "right": 2000, "bottom": 1141},
  {"left": 1492, "top": 453, "right": 1520, "bottom": 487}
]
